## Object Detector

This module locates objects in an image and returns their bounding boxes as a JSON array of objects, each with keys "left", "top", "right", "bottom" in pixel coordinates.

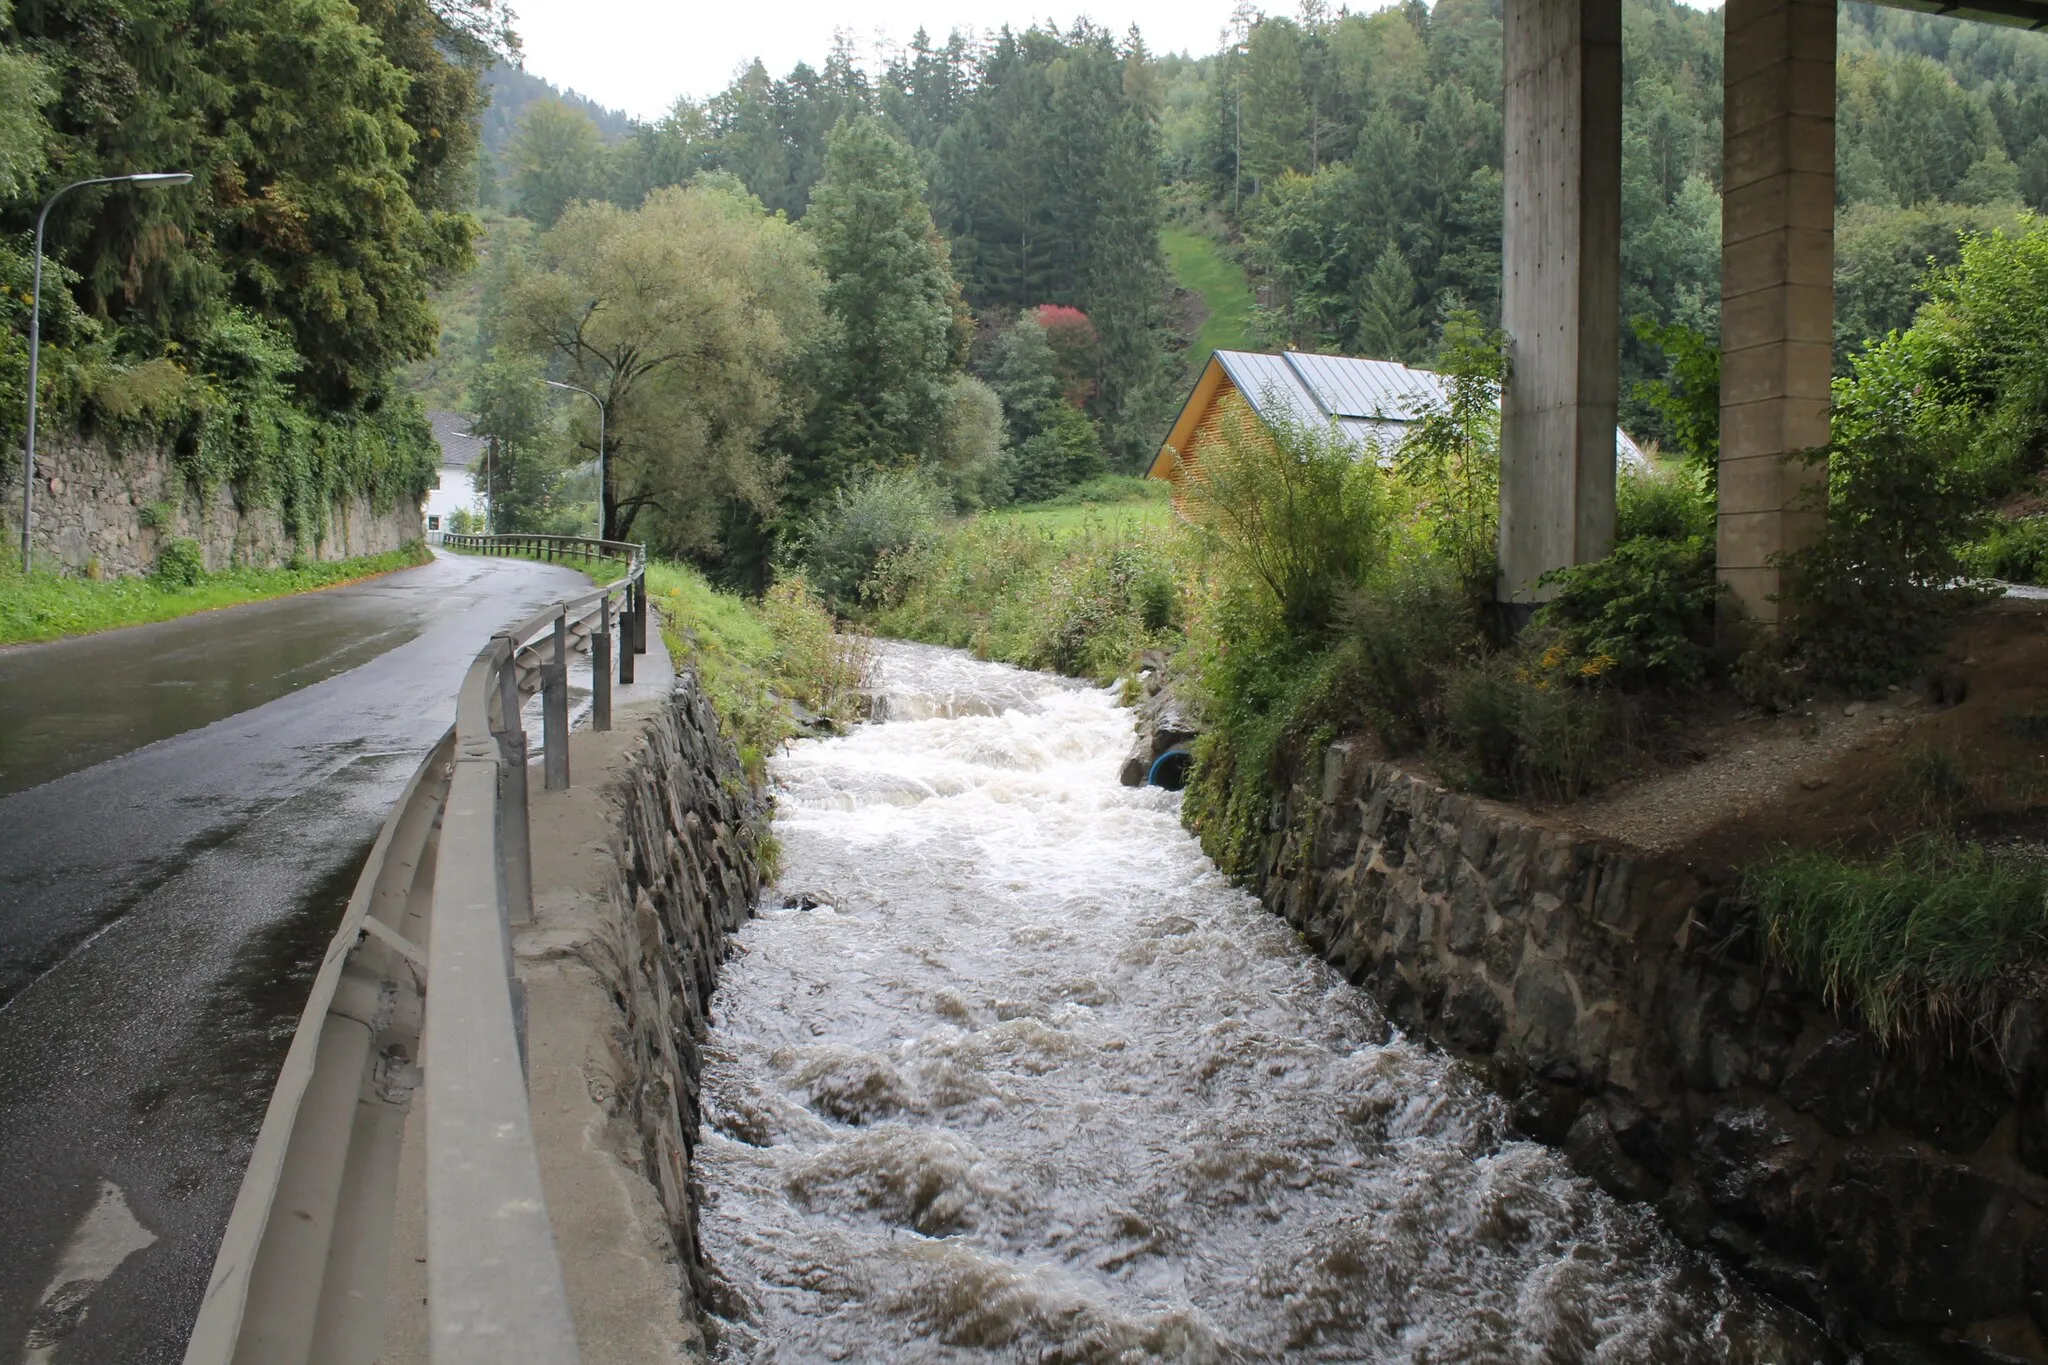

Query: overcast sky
[{"left": 510, "top": 0, "right": 1270, "bottom": 122}]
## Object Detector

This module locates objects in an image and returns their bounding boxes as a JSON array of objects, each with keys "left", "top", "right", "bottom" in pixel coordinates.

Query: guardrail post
[
  {"left": 542, "top": 608, "right": 570, "bottom": 791},
  {"left": 493, "top": 652, "right": 534, "bottom": 926},
  {"left": 632, "top": 578, "right": 648, "bottom": 656},
  {"left": 617, "top": 584, "right": 635, "bottom": 686},
  {"left": 592, "top": 595, "right": 613, "bottom": 733}
]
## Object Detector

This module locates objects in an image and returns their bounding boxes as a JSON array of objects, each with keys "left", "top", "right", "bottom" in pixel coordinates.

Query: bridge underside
[{"left": 1497, "top": 0, "right": 2047, "bottom": 625}]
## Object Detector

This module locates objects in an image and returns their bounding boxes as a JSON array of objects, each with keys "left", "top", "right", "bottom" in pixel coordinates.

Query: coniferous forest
[{"left": 7, "top": 0, "right": 2047, "bottom": 582}]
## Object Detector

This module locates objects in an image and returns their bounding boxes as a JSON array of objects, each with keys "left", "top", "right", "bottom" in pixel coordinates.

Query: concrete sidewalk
[{"left": 379, "top": 616, "right": 707, "bottom": 1363}]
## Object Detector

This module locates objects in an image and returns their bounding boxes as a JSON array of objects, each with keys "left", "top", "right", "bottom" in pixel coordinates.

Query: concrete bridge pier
[
  {"left": 1497, "top": 0, "right": 1622, "bottom": 607},
  {"left": 1719, "top": 0, "right": 1835, "bottom": 628}
]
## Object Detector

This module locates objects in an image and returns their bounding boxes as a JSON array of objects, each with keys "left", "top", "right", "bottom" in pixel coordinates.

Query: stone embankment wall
[
  {"left": 1254, "top": 740, "right": 2048, "bottom": 1364},
  {"left": 593, "top": 677, "right": 767, "bottom": 1333},
  {"left": 6, "top": 432, "right": 421, "bottom": 576}
]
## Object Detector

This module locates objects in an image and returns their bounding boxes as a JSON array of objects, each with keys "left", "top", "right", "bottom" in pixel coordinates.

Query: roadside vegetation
[
  {"left": 0, "top": 543, "right": 429, "bottom": 647},
  {"left": 643, "top": 563, "right": 867, "bottom": 780},
  {"left": 1746, "top": 837, "right": 2048, "bottom": 1047}
]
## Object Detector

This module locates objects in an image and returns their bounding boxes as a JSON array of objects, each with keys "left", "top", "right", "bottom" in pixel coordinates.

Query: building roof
[
  {"left": 427, "top": 409, "right": 486, "bottom": 470},
  {"left": 1149, "top": 349, "right": 1647, "bottom": 478},
  {"left": 1882, "top": 0, "right": 2048, "bottom": 31}
]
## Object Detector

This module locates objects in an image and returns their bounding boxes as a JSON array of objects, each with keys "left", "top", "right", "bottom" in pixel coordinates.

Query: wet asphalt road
[{"left": 0, "top": 550, "right": 593, "bottom": 1363}]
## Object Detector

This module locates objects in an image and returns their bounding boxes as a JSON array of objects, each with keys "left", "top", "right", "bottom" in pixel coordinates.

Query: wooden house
[{"left": 1147, "top": 349, "right": 1646, "bottom": 502}]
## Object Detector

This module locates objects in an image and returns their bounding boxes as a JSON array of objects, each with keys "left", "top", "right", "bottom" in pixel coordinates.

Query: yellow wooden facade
[{"left": 1144, "top": 356, "right": 1271, "bottom": 514}]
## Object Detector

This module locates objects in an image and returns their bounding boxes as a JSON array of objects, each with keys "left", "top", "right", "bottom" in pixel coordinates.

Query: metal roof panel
[
  {"left": 1283, "top": 351, "right": 1447, "bottom": 421},
  {"left": 1201, "top": 349, "right": 1648, "bottom": 471}
]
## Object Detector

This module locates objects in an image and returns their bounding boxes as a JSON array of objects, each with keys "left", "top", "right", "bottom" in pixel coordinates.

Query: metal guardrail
[{"left": 185, "top": 535, "right": 650, "bottom": 1365}]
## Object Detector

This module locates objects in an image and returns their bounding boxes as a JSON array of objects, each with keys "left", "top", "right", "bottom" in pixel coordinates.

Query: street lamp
[
  {"left": 541, "top": 379, "right": 606, "bottom": 540},
  {"left": 20, "top": 172, "right": 194, "bottom": 573}
]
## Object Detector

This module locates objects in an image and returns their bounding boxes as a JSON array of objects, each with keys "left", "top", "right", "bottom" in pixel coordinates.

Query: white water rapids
[{"left": 695, "top": 642, "right": 1831, "bottom": 1363}]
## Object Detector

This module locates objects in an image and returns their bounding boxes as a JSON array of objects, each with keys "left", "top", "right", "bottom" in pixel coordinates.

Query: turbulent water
[{"left": 695, "top": 642, "right": 1831, "bottom": 1364}]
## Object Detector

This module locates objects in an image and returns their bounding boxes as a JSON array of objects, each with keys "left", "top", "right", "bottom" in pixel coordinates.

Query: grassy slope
[
  {"left": 0, "top": 543, "right": 431, "bottom": 647},
  {"left": 643, "top": 560, "right": 866, "bottom": 779},
  {"left": 984, "top": 476, "right": 1173, "bottom": 539},
  {"left": 1162, "top": 226, "right": 1257, "bottom": 369}
]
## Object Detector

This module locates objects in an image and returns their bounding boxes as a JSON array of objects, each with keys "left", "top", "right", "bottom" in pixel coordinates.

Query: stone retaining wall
[
  {"left": 6, "top": 432, "right": 421, "bottom": 576},
  {"left": 593, "top": 676, "right": 767, "bottom": 1333},
  {"left": 1255, "top": 740, "right": 2048, "bottom": 1364}
]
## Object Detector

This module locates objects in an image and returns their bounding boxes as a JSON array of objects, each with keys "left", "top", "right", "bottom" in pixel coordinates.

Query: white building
[{"left": 424, "top": 410, "right": 486, "bottom": 541}]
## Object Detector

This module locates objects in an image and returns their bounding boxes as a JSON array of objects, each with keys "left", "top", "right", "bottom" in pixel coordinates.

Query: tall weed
[
  {"left": 1443, "top": 652, "right": 1613, "bottom": 802},
  {"left": 870, "top": 517, "right": 1183, "bottom": 683},
  {"left": 1397, "top": 311, "right": 1506, "bottom": 605},
  {"left": 1177, "top": 393, "right": 1388, "bottom": 634}
]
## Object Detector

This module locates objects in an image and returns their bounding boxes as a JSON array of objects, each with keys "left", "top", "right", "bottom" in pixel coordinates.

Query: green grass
[
  {"left": 1745, "top": 839, "right": 2048, "bottom": 1045},
  {"left": 0, "top": 542, "right": 432, "bottom": 646},
  {"left": 1162, "top": 226, "right": 1257, "bottom": 368},
  {"left": 985, "top": 477, "right": 1173, "bottom": 540},
  {"left": 868, "top": 504, "right": 1184, "bottom": 683},
  {"left": 643, "top": 561, "right": 865, "bottom": 779}
]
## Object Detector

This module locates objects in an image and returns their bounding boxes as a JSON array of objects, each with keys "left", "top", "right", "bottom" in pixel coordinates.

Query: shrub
[
  {"left": 1335, "top": 553, "right": 1482, "bottom": 753},
  {"left": 1779, "top": 336, "right": 1989, "bottom": 693},
  {"left": 152, "top": 538, "right": 205, "bottom": 588},
  {"left": 1774, "top": 221, "right": 2048, "bottom": 690},
  {"left": 1746, "top": 838, "right": 2048, "bottom": 1045},
  {"left": 802, "top": 469, "right": 945, "bottom": 611},
  {"left": 1630, "top": 319, "right": 1720, "bottom": 490},
  {"left": 1008, "top": 399, "right": 1105, "bottom": 503},
  {"left": 1397, "top": 310, "right": 1506, "bottom": 604},
  {"left": 1443, "top": 652, "right": 1612, "bottom": 802},
  {"left": 137, "top": 499, "right": 177, "bottom": 532},
  {"left": 759, "top": 578, "right": 871, "bottom": 725},
  {"left": 1616, "top": 464, "right": 1713, "bottom": 543},
  {"left": 1179, "top": 394, "right": 1388, "bottom": 634},
  {"left": 1536, "top": 534, "right": 1721, "bottom": 689},
  {"left": 1180, "top": 580, "right": 1347, "bottom": 878},
  {"left": 1967, "top": 516, "right": 2048, "bottom": 585}
]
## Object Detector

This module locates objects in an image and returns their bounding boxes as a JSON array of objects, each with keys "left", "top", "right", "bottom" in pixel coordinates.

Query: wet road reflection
[
  {"left": 0, "top": 550, "right": 592, "bottom": 1363},
  {"left": 0, "top": 578, "right": 448, "bottom": 798}
]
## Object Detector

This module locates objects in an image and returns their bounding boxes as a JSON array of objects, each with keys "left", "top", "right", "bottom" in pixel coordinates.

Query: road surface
[{"left": 0, "top": 550, "right": 593, "bottom": 1363}]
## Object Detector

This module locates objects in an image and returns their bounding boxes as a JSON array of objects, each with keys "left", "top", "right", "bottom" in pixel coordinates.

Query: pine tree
[
  {"left": 796, "top": 116, "right": 966, "bottom": 509},
  {"left": 1355, "top": 241, "right": 1425, "bottom": 361}
]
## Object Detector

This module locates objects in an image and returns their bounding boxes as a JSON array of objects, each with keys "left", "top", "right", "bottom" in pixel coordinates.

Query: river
[{"left": 693, "top": 641, "right": 1832, "bottom": 1363}]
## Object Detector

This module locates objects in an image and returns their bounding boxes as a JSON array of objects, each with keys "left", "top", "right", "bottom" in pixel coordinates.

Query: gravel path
[{"left": 1568, "top": 693, "right": 1928, "bottom": 853}]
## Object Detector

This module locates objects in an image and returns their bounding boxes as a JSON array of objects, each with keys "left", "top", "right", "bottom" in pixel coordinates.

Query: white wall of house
[{"left": 422, "top": 465, "right": 478, "bottom": 537}]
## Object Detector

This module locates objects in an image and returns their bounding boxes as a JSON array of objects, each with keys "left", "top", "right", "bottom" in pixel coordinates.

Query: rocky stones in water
[{"left": 1118, "top": 655, "right": 1202, "bottom": 788}]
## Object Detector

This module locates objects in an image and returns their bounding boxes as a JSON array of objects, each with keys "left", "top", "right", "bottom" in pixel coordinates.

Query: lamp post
[
  {"left": 20, "top": 172, "right": 193, "bottom": 574},
  {"left": 541, "top": 379, "right": 606, "bottom": 540}
]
